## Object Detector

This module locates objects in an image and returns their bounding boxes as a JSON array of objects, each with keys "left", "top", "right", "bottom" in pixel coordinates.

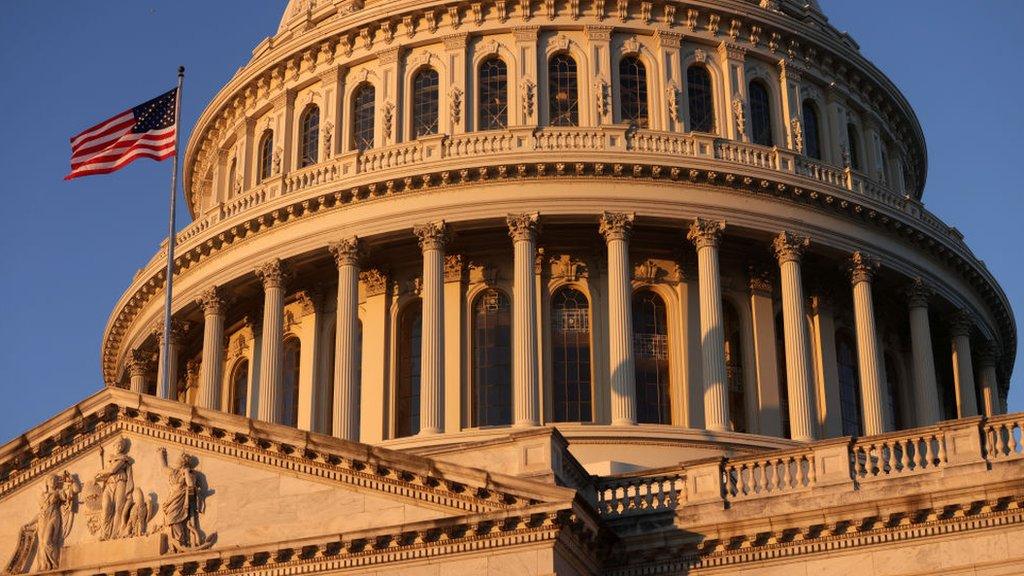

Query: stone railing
[{"left": 596, "top": 414, "right": 1022, "bottom": 518}]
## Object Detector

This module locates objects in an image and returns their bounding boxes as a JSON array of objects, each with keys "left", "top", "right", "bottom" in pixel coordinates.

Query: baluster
[{"left": 938, "top": 435, "right": 947, "bottom": 465}]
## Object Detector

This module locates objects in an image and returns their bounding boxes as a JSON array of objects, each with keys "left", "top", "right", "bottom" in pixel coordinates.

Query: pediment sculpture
[{"left": 3, "top": 471, "right": 80, "bottom": 574}]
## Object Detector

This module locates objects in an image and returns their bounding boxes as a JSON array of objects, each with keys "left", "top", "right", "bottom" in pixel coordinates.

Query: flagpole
[{"left": 159, "top": 66, "right": 185, "bottom": 400}]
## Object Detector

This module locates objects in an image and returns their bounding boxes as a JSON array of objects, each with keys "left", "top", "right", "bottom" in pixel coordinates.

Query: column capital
[
  {"left": 256, "top": 258, "right": 290, "bottom": 291},
  {"left": 127, "top": 349, "right": 152, "bottom": 378},
  {"left": 153, "top": 319, "right": 189, "bottom": 345},
  {"left": 687, "top": 218, "right": 726, "bottom": 250},
  {"left": 444, "top": 254, "right": 465, "bottom": 283},
  {"left": 949, "top": 309, "right": 975, "bottom": 338},
  {"left": 904, "top": 277, "right": 934, "bottom": 308},
  {"left": 360, "top": 268, "right": 389, "bottom": 297},
  {"left": 847, "top": 251, "right": 880, "bottom": 285},
  {"left": 329, "top": 236, "right": 363, "bottom": 268},
  {"left": 975, "top": 340, "right": 1000, "bottom": 368},
  {"left": 748, "top": 265, "right": 774, "bottom": 296},
  {"left": 506, "top": 212, "right": 540, "bottom": 242},
  {"left": 196, "top": 286, "right": 225, "bottom": 316},
  {"left": 414, "top": 221, "right": 449, "bottom": 252},
  {"left": 772, "top": 231, "right": 810, "bottom": 264},
  {"left": 599, "top": 212, "right": 635, "bottom": 243}
]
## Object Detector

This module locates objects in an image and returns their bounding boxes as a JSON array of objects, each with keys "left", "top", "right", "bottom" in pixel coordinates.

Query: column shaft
[
  {"left": 951, "top": 313, "right": 979, "bottom": 418},
  {"left": 196, "top": 287, "right": 225, "bottom": 410},
  {"left": 508, "top": 214, "right": 540, "bottom": 427},
  {"left": 155, "top": 321, "right": 185, "bottom": 400},
  {"left": 773, "top": 233, "right": 815, "bottom": 441},
  {"left": 601, "top": 212, "right": 637, "bottom": 426},
  {"left": 849, "top": 253, "right": 885, "bottom": 436},
  {"left": 331, "top": 239, "right": 362, "bottom": 441},
  {"left": 906, "top": 280, "right": 941, "bottom": 425},
  {"left": 687, "top": 219, "right": 729, "bottom": 432},
  {"left": 415, "top": 222, "right": 447, "bottom": 435},
  {"left": 256, "top": 259, "right": 287, "bottom": 423}
]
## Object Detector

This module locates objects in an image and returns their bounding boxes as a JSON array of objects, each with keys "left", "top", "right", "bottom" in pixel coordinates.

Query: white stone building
[{"left": 2, "top": 1, "right": 1022, "bottom": 574}]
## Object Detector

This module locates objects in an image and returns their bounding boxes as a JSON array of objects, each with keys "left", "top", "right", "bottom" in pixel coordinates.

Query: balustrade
[
  {"left": 850, "top": 431, "right": 946, "bottom": 480},
  {"left": 596, "top": 474, "right": 685, "bottom": 518},
  {"left": 723, "top": 452, "right": 815, "bottom": 500},
  {"left": 984, "top": 414, "right": 1024, "bottom": 461}
]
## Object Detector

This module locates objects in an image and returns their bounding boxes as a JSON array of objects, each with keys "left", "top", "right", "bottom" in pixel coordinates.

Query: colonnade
[{"left": 135, "top": 215, "right": 1004, "bottom": 441}]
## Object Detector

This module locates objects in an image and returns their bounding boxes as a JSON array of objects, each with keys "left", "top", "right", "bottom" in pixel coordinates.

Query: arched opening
[
  {"left": 548, "top": 53, "right": 580, "bottom": 127},
  {"left": 227, "top": 157, "right": 238, "bottom": 197},
  {"left": 802, "top": 100, "right": 822, "bottom": 160},
  {"left": 472, "top": 289, "right": 512, "bottom": 427},
  {"left": 724, "top": 300, "right": 747, "bottom": 433},
  {"left": 846, "top": 123, "right": 861, "bottom": 170},
  {"left": 551, "top": 287, "right": 592, "bottom": 422},
  {"left": 619, "top": 55, "right": 649, "bottom": 128},
  {"left": 836, "top": 330, "right": 863, "bottom": 436},
  {"left": 411, "top": 68, "right": 440, "bottom": 138},
  {"left": 395, "top": 300, "right": 423, "bottom": 437},
  {"left": 282, "top": 337, "right": 301, "bottom": 427},
  {"left": 633, "top": 290, "right": 670, "bottom": 424},
  {"left": 299, "top": 105, "right": 319, "bottom": 168},
  {"left": 478, "top": 57, "right": 509, "bottom": 131},
  {"left": 258, "top": 129, "right": 274, "bottom": 182},
  {"left": 748, "top": 80, "right": 773, "bottom": 146},
  {"left": 352, "top": 83, "right": 376, "bottom": 151},
  {"left": 230, "top": 359, "right": 249, "bottom": 417},
  {"left": 686, "top": 65, "right": 715, "bottom": 133}
]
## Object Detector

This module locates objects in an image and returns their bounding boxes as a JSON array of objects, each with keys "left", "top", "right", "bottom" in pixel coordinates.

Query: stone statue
[
  {"left": 3, "top": 471, "right": 79, "bottom": 574},
  {"left": 92, "top": 438, "right": 134, "bottom": 540},
  {"left": 158, "top": 448, "right": 214, "bottom": 553}
]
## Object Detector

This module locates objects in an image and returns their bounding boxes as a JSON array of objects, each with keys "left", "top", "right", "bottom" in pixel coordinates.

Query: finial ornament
[
  {"left": 414, "top": 221, "right": 449, "bottom": 252},
  {"left": 599, "top": 212, "right": 635, "bottom": 242},
  {"left": 904, "top": 277, "right": 934, "bottom": 308},
  {"left": 255, "top": 258, "right": 289, "bottom": 290},
  {"left": 686, "top": 218, "right": 726, "bottom": 249},
  {"left": 847, "top": 251, "right": 880, "bottom": 285},
  {"left": 329, "top": 236, "right": 363, "bottom": 267},
  {"left": 507, "top": 212, "right": 540, "bottom": 242},
  {"left": 772, "top": 231, "right": 810, "bottom": 264},
  {"left": 196, "top": 286, "right": 224, "bottom": 316}
]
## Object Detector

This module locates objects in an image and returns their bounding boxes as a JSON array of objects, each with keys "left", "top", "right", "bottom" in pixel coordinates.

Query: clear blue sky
[{"left": 0, "top": 1, "right": 1021, "bottom": 442}]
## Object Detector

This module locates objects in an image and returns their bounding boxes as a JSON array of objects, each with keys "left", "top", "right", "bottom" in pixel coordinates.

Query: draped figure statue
[
  {"left": 157, "top": 448, "right": 213, "bottom": 552},
  {"left": 2, "top": 471, "right": 79, "bottom": 574},
  {"left": 93, "top": 438, "right": 134, "bottom": 540}
]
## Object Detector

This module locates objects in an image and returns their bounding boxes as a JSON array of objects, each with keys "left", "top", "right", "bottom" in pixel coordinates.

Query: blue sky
[{"left": 0, "top": 1, "right": 1020, "bottom": 442}]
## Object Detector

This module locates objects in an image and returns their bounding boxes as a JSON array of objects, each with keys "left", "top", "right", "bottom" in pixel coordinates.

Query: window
[
  {"left": 836, "top": 331, "right": 863, "bottom": 436},
  {"left": 548, "top": 53, "right": 579, "bottom": 127},
  {"left": 227, "top": 157, "right": 237, "bottom": 197},
  {"left": 802, "top": 100, "right": 822, "bottom": 160},
  {"left": 258, "top": 130, "right": 274, "bottom": 182},
  {"left": 748, "top": 80, "right": 773, "bottom": 146},
  {"left": 633, "top": 290, "right": 670, "bottom": 424},
  {"left": 724, "top": 300, "right": 746, "bottom": 433},
  {"left": 282, "top": 338, "right": 301, "bottom": 427},
  {"left": 472, "top": 289, "right": 512, "bottom": 427},
  {"left": 396, "top": 300, "right": 423, "bottom": 438},
  {"left": 551, "top": 287, "right": 592, "bottom": 422},
  {"left": 478, "top": 57, "right": 509, "bottom": 131},
  {"left": 412, "top": 68, "right": 440, "bottom": 138},
  {"left": 687, "top": 65, "right": 715, "bottom": 133},
  {"left": 884, "top": 353, "right": 905, "bottom": 430},
  {"left": 619, "top": 55, "right": 649, "bottom": 128},
  {"left": 846, "top": 123, "right": 861, "bottom": 170},
  {"left": 352, "top": 83, "right": 376, "bottom": 151},
  {"left": 230, "top": 360, "right": 248, "bottom": 417},
  {"left": 299, "top": 105, "right": 320, "bottom": 168}
]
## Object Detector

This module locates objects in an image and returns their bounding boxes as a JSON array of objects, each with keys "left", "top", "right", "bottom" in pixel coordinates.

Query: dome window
[
  {"left": 548, "top": 53, "right": 579, "bottom": 127},
  {"left": 412, "top": 68, "right": 440, "bottom": 138},
  {"left": 686, "top": 65, "right": 716, "bottom": 134},
  {"left": 619, "top": 55, "right": 649, "bottom": 128},
  {"left": 478, "top": 57, "right": 509, "bottom": 131}
]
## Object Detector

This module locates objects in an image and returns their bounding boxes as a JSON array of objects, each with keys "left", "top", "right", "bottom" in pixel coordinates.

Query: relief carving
[
  {"left": 3, "top": 471, "right": 80, "bottom": 574},
  {"left": 157, "top": 448, "right": 215, "bottom": 553},
  {"left": 84, "top": 438, "right": 152, "bottom": 541}
]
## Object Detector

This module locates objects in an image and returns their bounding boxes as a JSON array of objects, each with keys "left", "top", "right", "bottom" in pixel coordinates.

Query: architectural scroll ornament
[
  {"left": 272, "top": 146, "right": 282, "bottom": 175},
  {"left": 382, "top": 101, "right": 395, "bottom": 144},
  {"left": 444, "top": 254, "right": 464, "bottom": 282},
  {"left": 360, "top": 269, "right": 388, "bottom": 297},
  {"left": 157, "top": 448, "right": 215, "bottom": 553},
  {"left": 323, "top": 121, "right": 333, "bottom": 159},
  {"left": 732, "top": 97, "right": 746, "bottom": 138},
  {"left": 3, "top": 471, "right": 80, "bottom": 574},
  {"left": 790, "top": 117, "right": 804, "bottom": 153},
  {"left": 686, "top": 218, "right": 727, "bottom": 249},
  {"left": 450, "top": 87, "right": 463, "bottom": 126},
  {"left": 594, "top": 79, "right": 610, "bottom": 118},
  {"left": 666, "top": 82, "right": 681, "bottom": 123},
  {"left": 521, "top": 78, "right": 536, "bottom": 119}
]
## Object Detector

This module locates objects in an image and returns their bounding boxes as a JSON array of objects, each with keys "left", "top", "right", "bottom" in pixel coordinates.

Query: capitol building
[{"left": 2, "top": 0, "right": 1023, "bottom": 574}]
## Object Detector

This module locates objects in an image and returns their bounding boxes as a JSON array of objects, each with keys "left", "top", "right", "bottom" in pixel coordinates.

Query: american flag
[{"left": 65, "top": 88, "right": 178, "bottom": 180}]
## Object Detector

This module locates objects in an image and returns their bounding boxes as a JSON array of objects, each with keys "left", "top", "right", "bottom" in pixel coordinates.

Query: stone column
[
  {"left": 127, "top": 350, "right": 151, "bottom": 394},
  {"left": 950, "top": 311, "right": 979, "bottom": 418},
  {"left": 848, "top": 252, "right": 886, "bottom": 436},
  {"left": 256, "top": 259, "right": 288, "bottom": 423},
  {"left": 748, "top": 270, "right": 782, "bottom": 438},
  {"left": 329, "top": 238, "right": 362, "bottom": 441},
  {"left": 600, "top": 212, "right": 637, "bottom": 426},
  {"left": 414, "top": 221, "right": 448, "bottom": 435},
  {"left": 507, "top": 213, "right": 541, "bottom": 427},
  {"left": 772, "top": 232, "right": 816, "bottom": 442},
  {"left": 905, "top": 278, "right": 941, "bottom": 426},
  {"left": 155, "top": 320, "right": 187, "bottom": 400},
  {"left": 686, "top": 218, "right": 729, "bottom": 432},
  {"left": 196, "top": 287, "right": 226, "bottom": 410},
  {"left": 976, "top": 342, "right": 1001, "bottom": 417}
]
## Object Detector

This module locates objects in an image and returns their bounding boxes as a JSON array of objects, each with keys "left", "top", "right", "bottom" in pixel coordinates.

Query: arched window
[
  {"left": 748, "top": 80, "right": 773, "bottom": 146},
  {"left": 619, "top": 55, "right": 649, "bottom": 128},
  {"left": 299, "top": 105, "right": 320, "bottom": 168},
  {"left": 258, "top": 129, "right": 274, "bottom": 182},
  {"left": 479, "top": 57, "right": 509, "bottom": 131},
  {"left": 846, "top": 123, "right": 861, "bottom": 170},
  {"left": 633, "top": 290, "right": 670, "bottom": 424},
  {"left": 227, "top": 157, "right": 238, "bottom": 197},
  {"left": 230, "top": 360, "right": 248, "bottom": 417},
  {"left": 836, "top": 331, "right": 863, "bottom": 436},
  {"left": 723, "top": 300, "right": 747, "bottom": 433},
  {"left": 687, "top": 65, "right": 715, "bottom": 133},
  {"left": 548, "top": 53, "right": 579, "bottom": 127},
  {"left": 472, "top": 289, "right": 512, "bottom": 426},
  {"left": 352, "top": 84, "right": 375, "bottom": 151},
  {"left": 412, "top": 68, "right": 440, "bottom": 138},
  {"left": 802, "top": 100, "right": 822, "bottom": 160},
  {"left": 775, "top": 313, "right": 791, "bottom": 438},
  {"left": 282, "top": 337, "right": 301, "bottom": 427},
  {"left": 396, "top": 300, "right": 423, "bottom": 438},
  {"left": 551, "top": 287, "right": 592, "bottom": 422},
  {"left": 884, "top": 353, "right": 905, "bottom": 430}
]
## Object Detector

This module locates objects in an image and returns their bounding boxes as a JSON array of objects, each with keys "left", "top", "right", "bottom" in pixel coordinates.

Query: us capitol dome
[{"left": 4, "top": 1, "right": 1022, "bottom": 575}]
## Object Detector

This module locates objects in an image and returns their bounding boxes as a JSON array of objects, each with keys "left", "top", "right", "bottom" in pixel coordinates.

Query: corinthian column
[
  {"left": 905, "top": 278, "right": 941, "bottom": 426},
  {"left": 772, "top": 232, "right": 816, "bottom": 441},
  {"left": 256, "top": 259, "right": 288, "bottom": 423},
  {"left": 848, "top": 252, "right": 885, "bottom": 436},
  {"left": 155, "top": 320, "right": 187, "bottom": 400},
  {"left": 687, "top": 218, "right": 729, "bottom": 432},
  {"left": 127, "top": 350, "right": 151, "bottom": 394},
  {"left": 196, "top": 287, "right": 226, "bottom": 410},
  {"left": 976, "top": 341, "right": 1001, "bottom": 417},
  {"left": 507, "top": 213, "right": 541, "bottom": 427},
  {"left": 950, "top": 311, "right": 979, "bottom": 418},
  {"left": 414, "top": 221, "right": 448, "bottom": 435},
  {"left": 329, "top": 238, "right": 362, "bottom": 441},
  {"left": 600, "top": 212, "right": 638, "bottom": 426}
]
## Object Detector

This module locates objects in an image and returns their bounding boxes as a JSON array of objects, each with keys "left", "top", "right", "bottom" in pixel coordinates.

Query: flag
[{"left": 65, "top": 88, "right": 178, "bottom": 180}]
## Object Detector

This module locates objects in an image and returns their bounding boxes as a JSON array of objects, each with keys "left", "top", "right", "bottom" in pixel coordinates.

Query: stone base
[{"left": 61, "top": 533, "right": 164, "bottom": 569}]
